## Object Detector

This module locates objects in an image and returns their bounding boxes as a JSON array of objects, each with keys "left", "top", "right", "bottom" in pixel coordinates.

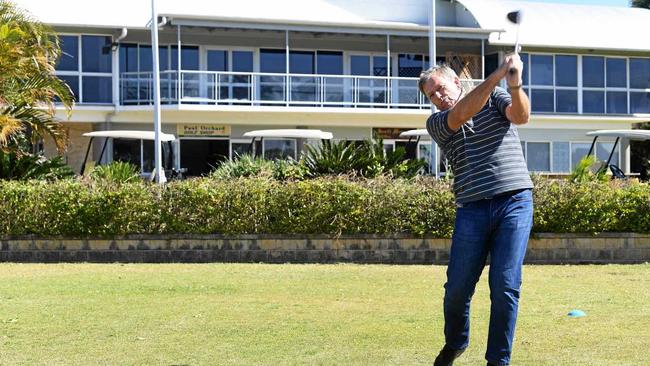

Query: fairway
[{"left": 0, "top": 263, "right": 648, "bottom": 365}]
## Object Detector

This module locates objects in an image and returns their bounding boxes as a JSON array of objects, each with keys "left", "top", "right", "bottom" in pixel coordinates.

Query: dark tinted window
[
  {"left": 57, "top": 35, "right": 78, "bottom": 71},
  {"left": 373, "top": 56, "right": 389, "bottom": 76},
  {"left": 531, "top": 89, "right": 554, "bottom": 112},
  {"left": 556, "top": 90, "right": 577, "bottom": 113},
  {"left": 58, "top": 75, "right": 79, "bottom": 102},
  {"left": 81, "top": 35, "right": 112, "bottom": 73},
  {"left": 630, "top": 58, "right": 650, "bottom": 89},
  {"left": 351, "top": 55, "right": 370, "bottom": 75},
  {"left": 317, "top": 51, "right": 343, "bottom": 75},
  {"left": 606, "top": 58, "right": 627, "bottom": 88},
  {"left": 398, "top": 54, "right": 423, "bottom": 77},
  {"left": 207, "top": 50, "right": 227, "bottom": 71},
  {"left": 232, "top": 51, "right": 253, "bottom": 72},
  {"left": 171, "top": 46, "right": 199, "bottom": 70},
  {"left": 555, "top": 55, "right": 577, "bottom": 87},
  {"left": 531, "top": 55, "right": 553, "bottom": 85},
  {"left": 630, "top": 92, "right": 650, "bottom": 113},
  {"left": 583, "top": 91, "right": 604, "bottom": 114},
  {"left": 606, "top": 91, "right": 627, "bottom": 114},
  {"left": 583, "top": 56, "right": 604, "bottom": 88},
  {"left": 139, "top": 45, "right": 152, "bottom": 72},
  {"left": 290, "top": 51, "right": 314, "bottom": 74},
  {"left": 260, "top": 49, "right": 286, "bottom": 73},
  {"left": 82, "top": 76, "right": 112, "bottom": 103},
  {"left": 119, "top": 43, "right": 138, "bottom": 73}
]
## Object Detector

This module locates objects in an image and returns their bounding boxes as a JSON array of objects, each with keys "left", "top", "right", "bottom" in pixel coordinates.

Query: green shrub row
[{"left": 1, "top": 177, "right": 649, "bottom": 237}]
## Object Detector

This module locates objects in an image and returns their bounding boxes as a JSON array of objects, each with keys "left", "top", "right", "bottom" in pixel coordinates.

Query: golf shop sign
[{"left": 177, "top": 124, "right": 230, "bottom": 137}]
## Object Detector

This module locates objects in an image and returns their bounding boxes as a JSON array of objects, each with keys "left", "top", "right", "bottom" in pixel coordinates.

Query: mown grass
[{"left": 0, "top": 263, "right": 648, "bottom": 365}]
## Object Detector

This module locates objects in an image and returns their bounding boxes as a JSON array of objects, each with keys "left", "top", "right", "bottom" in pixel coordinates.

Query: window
[
  {"left": 206, "top": 49, "right": 254, "bottom": 103},
  {"left": 55, "top": 34, "right": 113, "bottom": 104},
  {"left": 419, "top": 142, "right": 435, "bottom": 174},
  {"left": 57, "top": 35, "right": 78, "bottom": 71},
  {"left": 524, "top": 53, "right": 579, "bottom": 113},
  {"left": 290, "top": 51, "right": 316, "bottom": 103},
  {"left": 630, "top": 58, "right": 650, "bottom": 113},
  {"left": 398, "top": 54, "right": 427, "bottom": 105},
  {"left": 350, "top": 54, "right": 390, "bottom": 104},
  {"left": 571, "top": 142, "right": 591, "bottom": 170},
  {"left": 260, "top": 49, "right": 286, "bottom": 103},
  {"left": 596, "top": 142, "right": 620, "bottom": 167},
  {"left": 526, "top": 142, "right": 550, "bottom": 172},
  {"left": 264, "top": 139, "right": 296, "bottom": 160},
  {"left": 113, "top": 139, "right": 172, "bottom": 173},
  {"left": 552, "top": 142, "right": 570, "bottom": 172},
  {"left": 318, "top": 51, "right": 344, "bottom": 104},
  {"left": 231, "top": 140, "right": 251, "bottom": 159},
  {"left": 119, "top": 43, "right": 175, "bottom": 104},
  {"left": 606, "top": 58, "right": 627, "bottom": 88},
  {"left": 583, "top": 56, "right": 604, "bottom": 87},
  {"left": 81, "top": 35, "right": 111, "bottom": 73}
]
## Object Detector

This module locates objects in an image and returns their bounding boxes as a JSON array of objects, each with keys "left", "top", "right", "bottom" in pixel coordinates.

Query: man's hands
[{"left": 501, "top": 53, "right": 523, "bottom": 89}]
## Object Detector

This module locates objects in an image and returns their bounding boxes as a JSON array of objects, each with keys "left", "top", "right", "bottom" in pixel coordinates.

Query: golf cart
[
  {"left": 80, "top": 130, "right": 178, "bottom": 178},
  {"left": 585, "top": 129, "right": 650, "bottom": 179},
  {"left": 242, "top": 129, "right": 334, "bottom": 159},
  {"left": 398, "top": 128, "right": 443, "bottom": 176},
  {"left": 398, "top": 129, "right": 429, "bottom": 160}
]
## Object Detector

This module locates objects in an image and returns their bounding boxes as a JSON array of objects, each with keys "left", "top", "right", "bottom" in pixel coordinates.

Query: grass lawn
[{"left": 0, "top": 263, "right": 648, "bottom": 365}]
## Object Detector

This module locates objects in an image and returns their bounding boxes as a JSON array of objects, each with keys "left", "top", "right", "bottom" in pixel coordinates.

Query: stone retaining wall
[{"left": 1, "top": 233, "right": 648, "bottom": 264}]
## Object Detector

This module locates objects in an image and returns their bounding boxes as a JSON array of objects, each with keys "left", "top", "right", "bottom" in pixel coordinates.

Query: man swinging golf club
[{"left": 419, "top": 11, "right": 533, "bottom": 366}]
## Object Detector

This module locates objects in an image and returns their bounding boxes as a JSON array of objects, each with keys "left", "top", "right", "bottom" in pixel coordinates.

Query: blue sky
[{"left": 525, "top": 0, "right": 630, "bottom": 6}]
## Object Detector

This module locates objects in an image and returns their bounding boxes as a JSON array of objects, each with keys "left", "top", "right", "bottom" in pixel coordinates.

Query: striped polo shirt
[{"left": 426, "top": 87, "right": 533, "bottom": 203}]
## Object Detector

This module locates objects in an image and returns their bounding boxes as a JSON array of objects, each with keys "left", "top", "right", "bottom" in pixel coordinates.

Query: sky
[{"left": 524, "top": 0, "right": 630, "bottom": 6}]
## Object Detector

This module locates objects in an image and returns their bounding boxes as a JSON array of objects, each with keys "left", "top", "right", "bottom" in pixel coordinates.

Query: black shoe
[{"left": 433, "top": 345, "right": 465, "bottom": 366}]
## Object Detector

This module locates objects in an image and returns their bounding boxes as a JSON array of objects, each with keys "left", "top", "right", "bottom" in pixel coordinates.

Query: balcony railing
[{"left": 120, "top": 70, "right": 482, "bottom": 109}]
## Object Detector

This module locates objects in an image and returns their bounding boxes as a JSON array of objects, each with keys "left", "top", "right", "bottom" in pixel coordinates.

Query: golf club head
[{"left": 507, "top": 10, "right": 522, "bottom": 25}]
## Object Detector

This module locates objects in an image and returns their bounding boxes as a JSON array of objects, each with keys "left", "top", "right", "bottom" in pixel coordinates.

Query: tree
[
  {"left": 631, "top": 0, "right": 650, "bottom": 9},
  {"left": 0, "top": 0, "right": 73, "bottom": 155}
]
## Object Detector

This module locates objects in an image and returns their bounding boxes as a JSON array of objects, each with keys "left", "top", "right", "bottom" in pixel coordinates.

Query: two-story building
[{"left": 16, "top": 0, "right": 650, "bottom": 177}]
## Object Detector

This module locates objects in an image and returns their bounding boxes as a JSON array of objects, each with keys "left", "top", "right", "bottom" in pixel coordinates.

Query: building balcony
[{"left": 120, "top": 70, "right": 482, "bottom": 109}]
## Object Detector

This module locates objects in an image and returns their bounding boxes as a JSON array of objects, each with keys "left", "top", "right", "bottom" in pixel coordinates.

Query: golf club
[{"left": 506, "top": 10, "right": 522, "bottom": 76}]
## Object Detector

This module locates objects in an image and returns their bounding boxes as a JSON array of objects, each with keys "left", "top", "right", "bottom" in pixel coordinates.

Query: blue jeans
[{"left": 443, "top": 189, "right": 533, "bottom": 366}]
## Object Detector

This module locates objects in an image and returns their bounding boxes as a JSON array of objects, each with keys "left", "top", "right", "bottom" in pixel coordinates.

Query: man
[{"left": 420, "top": 54, "right": 534, "bottom": 366}]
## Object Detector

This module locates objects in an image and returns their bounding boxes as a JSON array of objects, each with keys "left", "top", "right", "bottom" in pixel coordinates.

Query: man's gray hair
[{"left": 418, "top": 64, "right": 459, "bottom": 95}]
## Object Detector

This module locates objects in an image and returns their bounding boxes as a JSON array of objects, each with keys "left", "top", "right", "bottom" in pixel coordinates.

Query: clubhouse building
[{"left": 16, "top": 0, "right": 650, "bottom": 176}]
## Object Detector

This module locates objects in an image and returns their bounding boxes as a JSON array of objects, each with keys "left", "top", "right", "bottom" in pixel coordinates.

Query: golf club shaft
[{"left": 509, "top": 28, "right": 520, "bottom": 76}]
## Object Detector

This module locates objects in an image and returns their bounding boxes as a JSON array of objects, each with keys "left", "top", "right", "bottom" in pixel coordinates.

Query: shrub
[
  {"left": 0, "top": 151, "right": 74, "bottom": 181},
  {"left": 570, "top": 155, "right": 608, "bottom": 183},
  {"left": 1, "top": 177, "right": 649, "bottom": 237},
  {"left": 89, "top": 161, "right": 140, "bottom": 183},
  {"left": 210, "top": 155, "right": 273, "bottom": 179},
  {"left": 303, "top": 138, "right": 428, "bottom": 178}
]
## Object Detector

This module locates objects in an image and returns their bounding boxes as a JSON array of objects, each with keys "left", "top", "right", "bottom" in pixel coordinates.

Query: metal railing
[{"left": 120, "top": 70, "right": 483, "bottom": 109}]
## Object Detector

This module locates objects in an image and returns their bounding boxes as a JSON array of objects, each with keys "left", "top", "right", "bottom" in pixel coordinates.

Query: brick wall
[
  {"left": 1, "top": 233, "right": 649, "bottom": 264},
  {"left": 43, "top": 122, "right": 93, "bottom": 174}
]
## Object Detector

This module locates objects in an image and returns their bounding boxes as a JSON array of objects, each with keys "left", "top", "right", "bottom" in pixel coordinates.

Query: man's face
[{"left": 422, "top": 74, "right": 462, "bottom": 111}]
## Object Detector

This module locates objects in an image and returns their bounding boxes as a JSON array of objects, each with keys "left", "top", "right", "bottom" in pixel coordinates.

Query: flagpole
[{"left": 150, "top": 0, "right": 166, "bottom": 184}]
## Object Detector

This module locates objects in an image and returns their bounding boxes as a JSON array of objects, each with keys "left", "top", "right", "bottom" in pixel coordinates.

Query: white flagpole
[
  {"left": 429, "top": 0, "right": 439, "bottom": 178},
  {"left": 150, "top": 0, "right": 166, "bottom": 184}
]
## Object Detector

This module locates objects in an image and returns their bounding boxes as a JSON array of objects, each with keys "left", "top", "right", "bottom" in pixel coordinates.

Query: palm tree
[
  {"left": 632, "top": 0, "right": 650, "bottom": 9},
  {"left": 0, "top": 0, "right": 73, "bottom": 155}
]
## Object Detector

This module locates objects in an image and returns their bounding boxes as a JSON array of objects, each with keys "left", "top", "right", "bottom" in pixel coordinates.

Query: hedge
[{"left": 0, "top": 177, "right": 649, "bottom": 238}]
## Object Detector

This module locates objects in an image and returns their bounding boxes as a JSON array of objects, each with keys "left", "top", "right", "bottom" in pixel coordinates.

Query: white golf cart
[
  {"left": 398, "top": 128, "right": 440, "bottom": 175},
  {"left": 80, "top": 130, "right": 177, "bottom": 178},
  {"left": 242, "top": 129, "right": 334, "bottom": 159},
  {"left": 585, "top": 129, "right": 650, "bottom": 179}
]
